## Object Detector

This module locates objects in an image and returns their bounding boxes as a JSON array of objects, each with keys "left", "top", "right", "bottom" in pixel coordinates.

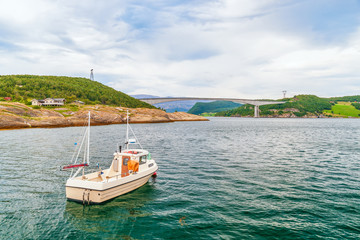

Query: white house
[{"left": 32, "top": 98, "right": 66, "bottom": 106}]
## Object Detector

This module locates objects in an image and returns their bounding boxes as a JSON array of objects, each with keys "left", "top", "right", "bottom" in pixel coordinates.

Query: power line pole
[
  {"left": 282, "top": 90, "right": 287, "bottom": 99},
  {"left": 90, "top": 69, "right": 94, "bottom": 81}
]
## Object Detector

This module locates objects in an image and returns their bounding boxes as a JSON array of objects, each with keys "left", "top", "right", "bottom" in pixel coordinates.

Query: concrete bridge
[{"left": 139, "top": 97, "right": 286, "bottom": 117}]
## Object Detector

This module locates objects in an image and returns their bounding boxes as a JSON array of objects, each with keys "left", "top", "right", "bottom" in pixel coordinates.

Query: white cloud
[{"left": 0, "top": 0, "right": 359, "bottom": 99}]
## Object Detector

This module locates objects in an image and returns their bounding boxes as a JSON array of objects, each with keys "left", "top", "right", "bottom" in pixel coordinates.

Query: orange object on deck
[{"left": 128, "top": 160, "right": 139, "bottom": 172}]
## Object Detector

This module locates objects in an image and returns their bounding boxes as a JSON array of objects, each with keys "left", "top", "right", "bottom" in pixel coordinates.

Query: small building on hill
[
  {"left": 32, "top": 98, "right": 66, "bottom": 106},
  {"left": 73, "top": 100, "right": 85, "bottom": 105},
  {"left": 31, "top": 99, "right": 44, "bottom": 106}
]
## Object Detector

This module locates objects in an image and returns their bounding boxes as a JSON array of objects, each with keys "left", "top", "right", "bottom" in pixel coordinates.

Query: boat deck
[{"left": 75, "top": 168, "right": 125, "bottom": 182}]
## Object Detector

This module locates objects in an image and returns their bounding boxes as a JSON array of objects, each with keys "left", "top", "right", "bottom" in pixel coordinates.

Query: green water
[{"left": 1, "top": 118, "right": 360, "bottom": 239}]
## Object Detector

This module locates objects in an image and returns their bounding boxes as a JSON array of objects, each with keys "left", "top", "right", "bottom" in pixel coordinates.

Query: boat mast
[
  {"left": 126, "top": 110, "right": 129, "bottom": 150},
  {"left": 87, "top": 111, "right": 90, "bottom": 165},
  {"left": 83, "top": 111, "right": 90, "bottom": 177}
]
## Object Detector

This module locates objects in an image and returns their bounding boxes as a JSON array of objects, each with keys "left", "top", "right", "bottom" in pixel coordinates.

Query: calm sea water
[{"left": 1, "top": 118, "right": 360, "bottom": 239}]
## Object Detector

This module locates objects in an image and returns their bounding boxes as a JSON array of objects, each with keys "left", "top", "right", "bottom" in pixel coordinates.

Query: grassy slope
[
  {"left": 0, "top": 75, "right": 154, "bottom": 108},
  {"left": 324, "top": 103, "right": 360, "bottom": 117}
]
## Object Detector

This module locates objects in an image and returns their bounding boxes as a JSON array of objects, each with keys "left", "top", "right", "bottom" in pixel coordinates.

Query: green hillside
[
  {"left": 0, "top": 75, "right": 154, "bottom": 108},
  {"left": 328, "top": 95, "right": 360, "bottom": 102},
  {"left": 188, "top": 101, "right": 242, "bottom": 115},
  {"left": 216, "top": 95, "right": 332, "bottom": 117},
  {"left": 324, "top": 102, "right": 360, "bottom": 117}
]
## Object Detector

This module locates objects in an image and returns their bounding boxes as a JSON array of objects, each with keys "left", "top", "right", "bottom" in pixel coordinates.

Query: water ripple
[{"left": 1, "top": 119, "right": 360, "bottom": 239}]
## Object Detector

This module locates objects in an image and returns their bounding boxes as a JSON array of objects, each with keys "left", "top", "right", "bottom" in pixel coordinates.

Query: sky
[{"left": 0, "top": 0, "right": 360, "bottom": 99}]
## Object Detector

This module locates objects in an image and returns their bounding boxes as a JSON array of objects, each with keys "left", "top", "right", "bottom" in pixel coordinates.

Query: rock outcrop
[{"left": 0, "top": 103, "right": 208, "bottom": 130}]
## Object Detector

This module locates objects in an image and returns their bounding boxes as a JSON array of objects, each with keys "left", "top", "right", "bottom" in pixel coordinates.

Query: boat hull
[{"left": 66, "top": 172, "right": 154, "bottom": 204}]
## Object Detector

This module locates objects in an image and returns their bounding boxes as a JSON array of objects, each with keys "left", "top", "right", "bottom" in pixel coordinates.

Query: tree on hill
[
  {"left": 0, "top": 75, "right": 154, "bottom": 108},
  {"left": 328, "top": 95, "right": 360, "bottom": 103}
]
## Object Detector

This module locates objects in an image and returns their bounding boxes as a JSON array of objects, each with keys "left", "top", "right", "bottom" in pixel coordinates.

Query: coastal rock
[
  {"left": 129, "top": 108, "right": 172, "bottom": 123},
  {"left": 0, "top": 102, "right": 208, "bottom": 130},
  {"left": 0, "top": 114, "right": 30, "bottom": 129},
  {"left": 168, "top": 111, "right": 209, "bottom": 121},
  {"left": 28, "top": 117, "right": 69, "bottom": 128}
]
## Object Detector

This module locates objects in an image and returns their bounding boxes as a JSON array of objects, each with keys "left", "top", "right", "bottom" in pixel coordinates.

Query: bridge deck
[{"left": 140, "top": 97, "right": 285, "bottom": 106}]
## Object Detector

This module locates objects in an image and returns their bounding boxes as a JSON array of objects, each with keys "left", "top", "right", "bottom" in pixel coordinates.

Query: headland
[{"left": 0, "top": 102, "right": 208, "bottom": 130}]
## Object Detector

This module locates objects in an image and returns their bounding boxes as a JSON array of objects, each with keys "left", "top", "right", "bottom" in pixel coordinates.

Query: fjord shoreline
[{"left": 0, "top": 102, "right": 208, "bottom": 131}]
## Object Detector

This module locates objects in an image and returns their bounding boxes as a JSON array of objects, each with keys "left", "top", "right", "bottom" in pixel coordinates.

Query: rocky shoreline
[{"left": 0, "top": 102, "right": 208, "bottom": 130}]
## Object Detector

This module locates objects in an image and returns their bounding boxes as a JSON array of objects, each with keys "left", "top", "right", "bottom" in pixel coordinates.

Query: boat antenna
[
  {"left": 128, "top": 123, "right": 143, "bottom": 149},
  {"left": 123, "top": 110, "right": 143, "bottom": 149}
]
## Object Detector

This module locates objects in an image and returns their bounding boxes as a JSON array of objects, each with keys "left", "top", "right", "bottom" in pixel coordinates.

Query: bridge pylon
[{"left": 254, "top": 105, "right": 260, "bottom": 118}]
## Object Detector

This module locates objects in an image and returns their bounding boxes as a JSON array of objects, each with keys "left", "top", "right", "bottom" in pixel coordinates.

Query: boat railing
[{"left": 104, "top": 170, "right": 137, "bottom": 182}]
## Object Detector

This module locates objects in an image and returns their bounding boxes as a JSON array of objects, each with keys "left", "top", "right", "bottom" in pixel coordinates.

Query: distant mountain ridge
[
  {"left": 131, "top": 94, "right": 160, "bottom": 99},
  {"left": 131, "top": 94, "right": 210, "bottom": 112},
  {"left": 188, "top": 101, "right": 242, "bottom": 115}
]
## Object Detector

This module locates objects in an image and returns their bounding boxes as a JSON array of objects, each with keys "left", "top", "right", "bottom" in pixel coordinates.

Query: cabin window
[
  {"left": 123, "top": 157, "right": 129, "bottom": 166},
  {"left": 139, "top": 155, "right": 147, "bottom": 165}
]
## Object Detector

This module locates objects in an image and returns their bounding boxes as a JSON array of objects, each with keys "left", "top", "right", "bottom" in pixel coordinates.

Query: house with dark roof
[{"left": 32, "top": 98, "right": 66, "bottom": 106}]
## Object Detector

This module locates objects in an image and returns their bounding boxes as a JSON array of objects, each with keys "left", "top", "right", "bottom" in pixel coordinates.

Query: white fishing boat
[{"left": 64, "top": 111, "right": 158, "bottom": 204}]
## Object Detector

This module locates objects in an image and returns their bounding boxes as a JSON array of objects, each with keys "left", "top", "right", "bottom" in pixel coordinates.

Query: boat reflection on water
[{"left": 64, "top": 183, "right": 156, "bottom": 234}]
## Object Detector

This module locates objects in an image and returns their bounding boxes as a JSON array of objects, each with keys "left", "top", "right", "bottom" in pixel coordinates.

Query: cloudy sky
[{"left": 0, "top": 0, "right": 359, "bottom": 99}]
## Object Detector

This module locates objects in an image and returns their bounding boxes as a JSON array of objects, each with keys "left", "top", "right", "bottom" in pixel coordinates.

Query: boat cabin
[
  {"left": 76, "top": 149, "right": 152, "bottom": 182},
  {"left": 110, "top": 150, "right": 151, "bottom": 177}
]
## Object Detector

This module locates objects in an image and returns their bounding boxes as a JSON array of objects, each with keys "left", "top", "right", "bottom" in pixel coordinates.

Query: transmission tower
[
  {"left": 282, "top": 90, "right": 287, "bottom": 99},
  {"left": 90, "top": 69, "right": 94, "bottom": 81}
]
